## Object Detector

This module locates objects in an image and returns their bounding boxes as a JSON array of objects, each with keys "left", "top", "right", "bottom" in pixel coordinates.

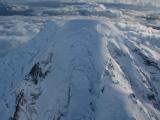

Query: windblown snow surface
[{"left": 0, "top": 2, "right": 160, "bottom": 120}]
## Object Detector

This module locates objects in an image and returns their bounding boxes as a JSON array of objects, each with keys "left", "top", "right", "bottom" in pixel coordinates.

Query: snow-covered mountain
[
  {"left": 0, "top": 18, "right": 160, "bottom": 120},
  {"left": 0, "top": 1, "right": 160, "bottom": 120}
]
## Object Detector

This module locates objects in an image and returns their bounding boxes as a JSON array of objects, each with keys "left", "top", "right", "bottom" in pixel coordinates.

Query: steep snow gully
[{"left": 0, "top": 19, "right": 160, "bottom": 120}]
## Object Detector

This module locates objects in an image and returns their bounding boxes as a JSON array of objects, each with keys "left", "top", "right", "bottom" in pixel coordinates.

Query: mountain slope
[{"left": 0, "top": 19, "right": 160, "bottom": 120}]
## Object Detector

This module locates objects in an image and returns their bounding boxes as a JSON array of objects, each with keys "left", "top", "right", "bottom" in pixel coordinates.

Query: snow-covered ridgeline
[{"left": 0, "top": 18, "right": 160, "bottom": 120}]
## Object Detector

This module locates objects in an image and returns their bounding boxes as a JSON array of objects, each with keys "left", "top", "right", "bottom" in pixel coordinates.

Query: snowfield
[{"left": 0, "top": 1, "right": 160, "bottom": 120}]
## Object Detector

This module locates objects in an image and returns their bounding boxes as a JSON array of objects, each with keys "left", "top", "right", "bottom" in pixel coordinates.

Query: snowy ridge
[{"left": 0, "top": 19, "right": 160, "bottom": 120}]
